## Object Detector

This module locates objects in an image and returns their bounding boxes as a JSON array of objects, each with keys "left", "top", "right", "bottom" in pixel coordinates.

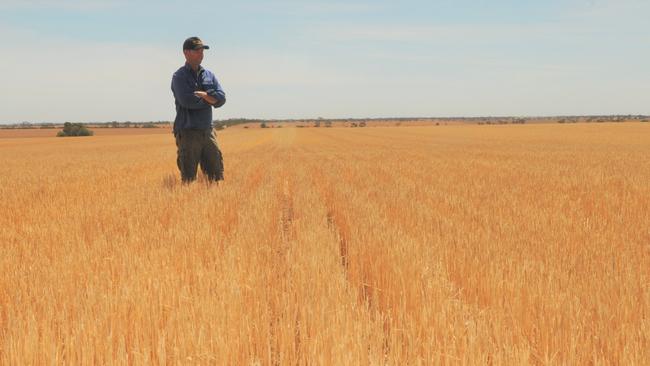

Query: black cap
[{"left": 183, "top": 37, "right": 209, "bottom": 50}]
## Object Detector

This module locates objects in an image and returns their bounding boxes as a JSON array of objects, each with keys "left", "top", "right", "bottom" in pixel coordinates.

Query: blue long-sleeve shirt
[{"left": 171, "top": 63, "right": 226, "bottom": 134}]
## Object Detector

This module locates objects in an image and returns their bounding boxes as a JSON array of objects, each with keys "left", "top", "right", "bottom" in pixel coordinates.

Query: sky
[{"left": 0, "top": 0, "right": 648, "bottom": 123}]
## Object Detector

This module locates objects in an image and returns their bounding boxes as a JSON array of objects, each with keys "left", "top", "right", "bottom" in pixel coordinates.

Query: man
[{"left": 171, "top": 36, "right": 226, "bottom": 183}]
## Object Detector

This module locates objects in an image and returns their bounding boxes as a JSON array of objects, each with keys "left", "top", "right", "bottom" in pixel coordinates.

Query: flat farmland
[{"left": 0, "top": 124, "right": 648, "bottom": 364}]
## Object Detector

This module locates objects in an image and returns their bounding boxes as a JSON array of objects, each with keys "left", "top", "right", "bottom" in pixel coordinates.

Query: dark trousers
[{"left": 175, "top": 128, "right": 224, "bottom": 183}]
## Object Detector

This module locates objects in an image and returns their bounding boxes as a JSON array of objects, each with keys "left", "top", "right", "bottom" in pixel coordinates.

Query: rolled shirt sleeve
[{"left": 206, "top": 73, "right": 226, "bottom": 108}]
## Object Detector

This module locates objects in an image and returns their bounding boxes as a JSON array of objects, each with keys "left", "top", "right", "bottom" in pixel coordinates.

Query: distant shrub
[
  {"left": 56, "top": 122, "right": 94, "bottom": 137},
  {"left": 260, "top": 122, "right": 268, "bottom": 128}
]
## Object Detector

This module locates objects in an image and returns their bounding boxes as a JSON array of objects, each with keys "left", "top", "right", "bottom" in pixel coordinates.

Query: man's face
[{"left": 184, "top": 48, "right": 204, "bottom": 65}]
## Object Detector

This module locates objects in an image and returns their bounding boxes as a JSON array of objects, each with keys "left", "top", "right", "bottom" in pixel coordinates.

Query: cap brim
[{"left": 184, "top": 45, "right": 210, "bottom": 50}]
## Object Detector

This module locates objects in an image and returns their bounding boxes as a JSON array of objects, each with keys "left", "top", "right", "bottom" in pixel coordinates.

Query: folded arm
[
  {"left": 194, "top": 91, "right": 220, "bottom": 106},
  {"left": 171, "top": 74, "right": 211, "bottom": 109}
]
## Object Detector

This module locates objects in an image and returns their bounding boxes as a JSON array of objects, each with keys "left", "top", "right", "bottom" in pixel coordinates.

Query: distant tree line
[
  {"left": 3, "top": 115, "right": 649, "bottom": 130},
  {"left": 103, "top": 121, "right": 160, "bottom": 128},
  {"left": 214, "top": 118, "right": 263, "bottom": 130}
]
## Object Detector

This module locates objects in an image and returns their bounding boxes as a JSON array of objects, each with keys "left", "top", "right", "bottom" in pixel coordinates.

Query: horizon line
[{"left": 2, "top": 113, "right": 650, "bottom": 125}]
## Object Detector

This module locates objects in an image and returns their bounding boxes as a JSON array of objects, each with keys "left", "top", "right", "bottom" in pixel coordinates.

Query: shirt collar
[{"left": 184, "top": 63, "right": 204, "bottom": 75}]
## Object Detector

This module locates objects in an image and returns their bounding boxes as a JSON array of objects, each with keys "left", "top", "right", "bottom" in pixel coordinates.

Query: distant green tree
[{"left": 57, "top": 122, "right": 94, "bottom": 137}]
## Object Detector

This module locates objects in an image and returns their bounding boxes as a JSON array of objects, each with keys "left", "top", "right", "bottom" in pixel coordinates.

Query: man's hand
[{"left": 194, "top": 91, "right": 218, "bottom": 105}]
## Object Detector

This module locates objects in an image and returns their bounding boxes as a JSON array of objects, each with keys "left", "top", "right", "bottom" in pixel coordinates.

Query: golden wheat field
[{"left": 0, "top": 123, "right": 648, "bottom": 365}]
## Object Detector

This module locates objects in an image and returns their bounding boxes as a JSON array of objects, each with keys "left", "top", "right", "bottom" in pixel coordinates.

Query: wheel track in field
[
  {"left": 301, "top": 134, "right": 565, "bottom": 362},
  {"left": 304, "top": 156, "right": 397, "bottom": 359},
  {"left": 265, "top": 131, "right": 301, "bottom": 365},
  {"left": 279, "top": 176, "right": 295, "bottom": 243},
  {"left": 278, "top": 171, "right": 301, "bottom": 363},
  {"left": 300, "top": 142, "right": 506, "bottom": 360},
  {"left": 302, "top": 157, "right": 363, "bottom": 300}
]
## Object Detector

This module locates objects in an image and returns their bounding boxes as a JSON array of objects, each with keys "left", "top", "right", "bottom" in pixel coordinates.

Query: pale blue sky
[{"left": 0, "top": 0, "right": 648, "bottom": 123}]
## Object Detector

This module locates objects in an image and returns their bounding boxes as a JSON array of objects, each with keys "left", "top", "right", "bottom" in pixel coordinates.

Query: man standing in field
[{"left": 171, "top": 36, "right": 226, "bottom": 183}]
